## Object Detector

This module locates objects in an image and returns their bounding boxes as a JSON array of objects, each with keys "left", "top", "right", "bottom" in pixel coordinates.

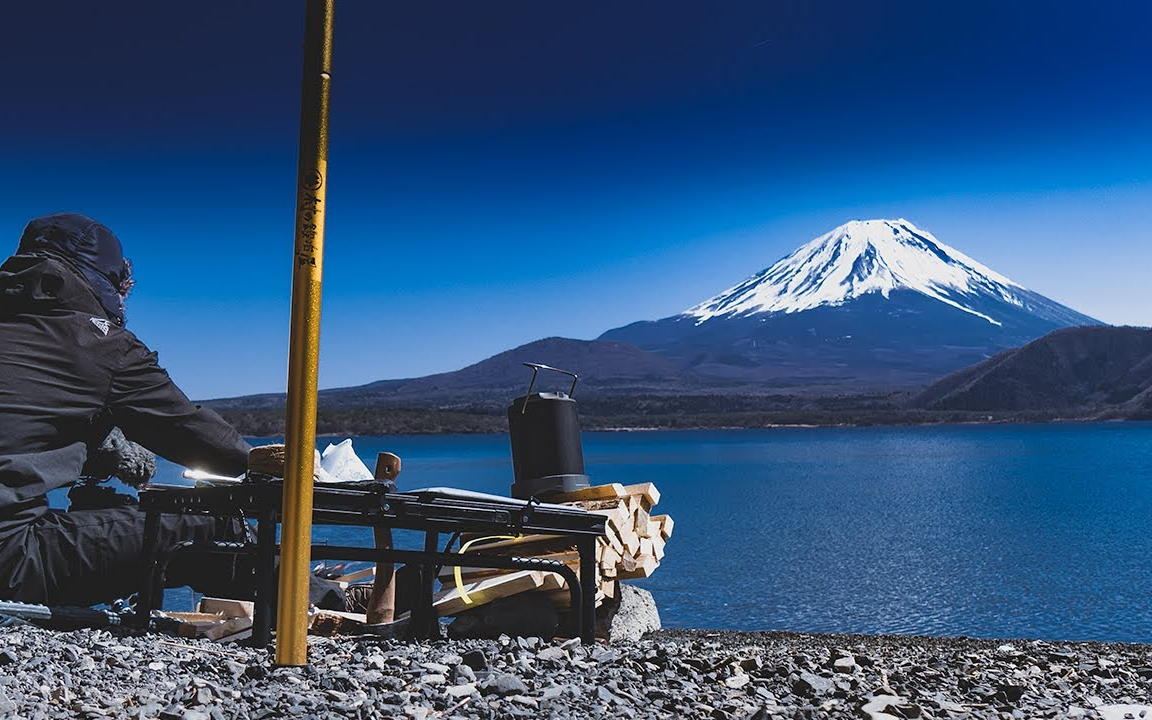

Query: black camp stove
[{"left": 507, "top": 363, "right": 591, "bottom": 499}]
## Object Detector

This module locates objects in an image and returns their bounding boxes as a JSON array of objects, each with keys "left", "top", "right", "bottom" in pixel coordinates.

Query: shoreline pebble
[{"left": 2, "top": 624, "right": 1150, "bottom": 719}]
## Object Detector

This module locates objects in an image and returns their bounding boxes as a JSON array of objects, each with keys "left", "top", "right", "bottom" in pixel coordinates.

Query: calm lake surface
[{"left": 153, "top": 422, "right": 1152, "bottom": 643}]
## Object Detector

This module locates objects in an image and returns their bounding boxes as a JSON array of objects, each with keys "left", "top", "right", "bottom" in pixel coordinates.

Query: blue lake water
[{"left": 151, "top": 422, "right": 1152, "bottom": 643}]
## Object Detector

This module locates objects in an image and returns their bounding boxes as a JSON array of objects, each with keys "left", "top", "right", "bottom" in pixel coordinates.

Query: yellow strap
[{"left": 454, "top": 535, "right": 520, "bottom": 605}]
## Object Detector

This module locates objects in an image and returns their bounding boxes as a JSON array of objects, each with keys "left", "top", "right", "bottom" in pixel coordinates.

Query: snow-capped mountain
[
  {"left": 601, "top": 219, "right": 1101, "bottom": 391},
  {"left": 685, "top": 219, "right": 1087, "bottom": 328}
]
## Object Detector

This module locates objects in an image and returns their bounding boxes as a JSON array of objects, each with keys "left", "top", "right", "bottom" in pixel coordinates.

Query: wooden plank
[
  {"left": 164, "top": 611, "right": 226, "bottom": 623},
  {"left": 548, "top": 483, "right": 626, "bottom": 503},
  {"left": 621, "top": 482, "right": 660, "bottom": 507},
  {"left": 331, "top": 566, "right": 375, "bottom": 585},
  {"left": 622, "top": 529, "right": 642, "bottom": 557},
  {"left": 651, "top": 514, "right": 674, "bottom": 539},
  {"left": 198, "top": 598, "right": 255, "bottom": 619},
  {"left": 652, "top": 534, "right": 666, "bottom": 561},
  {"left": 602, "top": 522, "right": 625, "bottom": 555},
  {"left": 588, "top": 506, "right": 629, "bottom": 528},
  {"left": 598, "top": 542, "right": 621, "bottom": 569},
  {"left": 201, "top": 616, "right": 254, "bottom": 641},
  {"left": 536, "top": 572, "right": 567, "bottom": 592},
  {"left": 600, "top": 578, "right": 617, "bottom": 599},
  {"left": 309, "top": 609, "right": 368, "bottom": 636},
  {"left": 436, "top": 550, "right": 580, "bottom": 583},
  {"left": 618, "top": 554, "right": 660, "bottom": 580},
  {"left": 458, "top": 534, "right": 569, "bottom": 553},
  {"left": 634, "top": 505, "right": 651, "bottom": 538},
  {"left": 571, "top": 497, "right": 627, "bottom": 512},
  {"left": 645, "top": 518, "right": 661, "bottom": 540},
  {"left": 432, "top": 570, "right": 546, "bottom": 616}
]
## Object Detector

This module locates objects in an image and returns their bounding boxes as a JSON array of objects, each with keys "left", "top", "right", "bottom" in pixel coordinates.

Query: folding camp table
[{"left": 136, "top": 481, "right": 605, "bottom": 645}]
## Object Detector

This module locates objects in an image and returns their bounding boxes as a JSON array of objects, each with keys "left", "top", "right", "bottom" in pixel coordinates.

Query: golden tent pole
[{"left": 276, "top": 0, "right": 335, "bottom": 666}]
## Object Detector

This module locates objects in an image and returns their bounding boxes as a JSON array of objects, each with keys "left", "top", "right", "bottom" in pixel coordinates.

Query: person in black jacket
[{"left": 0, "top": 212, "right": 254, "bottom": 606}]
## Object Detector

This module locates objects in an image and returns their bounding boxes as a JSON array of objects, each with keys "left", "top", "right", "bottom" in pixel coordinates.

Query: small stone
[
  {"left": 725, "top": 674, "right": 750, "bottom": 689},
  {"left": 509, "top": 694, "right": 539, "bottom": 708},
  {"left": 366, "top": 655, "right": 387, "bottom": 670},
  {"left": 536, "top": 646, "right": 568, "bottom": 662},
  {"left": 445, "top": 684, "right": 476, "bottom": 699},
  {"left": 452, "top": 664, "right": 476, "bottom": 684},
  {"left": 793, "top": 672, "right": 834, "bottom": 697},
  {"left": 461, "top": 649, "right": 488, "bottom": 672},
  {"left": 596, "top": 685, "right": 625, "bottom": 705},
  {"left": 479, "top": 673, "right": 527, "bottom": 697}
]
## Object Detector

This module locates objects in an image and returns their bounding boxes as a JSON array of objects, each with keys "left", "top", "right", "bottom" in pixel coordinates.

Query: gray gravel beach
[{"left": 2, "top": 623, "right": 1151, "bottom": 719}]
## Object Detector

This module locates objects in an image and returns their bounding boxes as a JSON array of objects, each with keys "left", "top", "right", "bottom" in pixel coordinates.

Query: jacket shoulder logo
[{"left": 90, "top": 317, "right": 111, "bottom": 335}]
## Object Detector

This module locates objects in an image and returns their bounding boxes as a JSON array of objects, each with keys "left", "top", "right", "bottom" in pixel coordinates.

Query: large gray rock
[{"left": 597, "top": 583, "right": 660, "bottom": 643}]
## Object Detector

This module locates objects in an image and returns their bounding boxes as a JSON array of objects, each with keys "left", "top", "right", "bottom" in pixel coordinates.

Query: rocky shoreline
[{"left": 2, "top": 623, "right": 1151, "bottom": 719}]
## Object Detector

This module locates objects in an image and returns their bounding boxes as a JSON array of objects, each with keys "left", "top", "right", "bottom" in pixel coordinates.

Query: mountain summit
[
  {"left": 602, "top": 219, "right": 1100, "bottom": 391},
  {"left": 685, "top": 219, "right": 1087, "bottom": 329}
]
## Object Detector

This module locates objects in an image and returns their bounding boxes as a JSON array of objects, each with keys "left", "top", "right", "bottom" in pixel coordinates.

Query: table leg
[
  {"left": 408, "top": 531, "right": 439, "bottom": 639},
  {"left": 252, "top": 510, "right": 277, "bottom": 647},
  {"left": 136, "top": 510, "right": 162, "bottom": 627},
  {"left": 578, "top": 537, "right": 597, "bottom": 644},
  {"left": 366, "top": 527, "right": 395, "bottom": 624}
]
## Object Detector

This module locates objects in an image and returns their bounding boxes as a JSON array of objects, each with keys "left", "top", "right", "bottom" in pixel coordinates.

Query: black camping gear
[{"left": 507, "top": 363, "right": 591, "bottom": 499}]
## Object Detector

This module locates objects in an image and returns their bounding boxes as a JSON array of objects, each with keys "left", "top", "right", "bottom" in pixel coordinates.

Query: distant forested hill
[{"left": 911, "top": 326, "right": 1152, "bottom": 419}]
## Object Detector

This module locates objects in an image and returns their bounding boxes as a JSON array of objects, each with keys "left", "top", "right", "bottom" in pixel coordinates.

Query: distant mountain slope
[
  {"left": 339, "top": 336, "right": 692, "bottom": 404},
  {"left": 603, "top": 219, "right": 1101, "bottom": 390},
  {"left": 911, "top": 326, "right": 1152, "bottom": 416},
  {"left": 208, "top": 337, "right": 694, "bottom": 413}
]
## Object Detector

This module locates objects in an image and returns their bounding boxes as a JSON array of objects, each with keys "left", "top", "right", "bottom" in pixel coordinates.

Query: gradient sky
[{"left": 3, "top": 1, "right": 1150, "bottom": 399}]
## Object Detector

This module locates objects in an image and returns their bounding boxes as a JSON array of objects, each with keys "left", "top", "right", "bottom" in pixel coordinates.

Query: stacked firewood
[{"left": 433, "top": 482, "right": 672, "bottom": 616}]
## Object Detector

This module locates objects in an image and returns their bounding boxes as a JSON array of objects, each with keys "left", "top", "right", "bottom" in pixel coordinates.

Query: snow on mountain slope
[{"left": 685, "top": 219, "right": 1027, "bottom": 326}]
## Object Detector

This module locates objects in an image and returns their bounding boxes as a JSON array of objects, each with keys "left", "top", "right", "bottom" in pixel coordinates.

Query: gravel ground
[{"left": 2, "top": 623, "right": 1151, "bottom": 719}]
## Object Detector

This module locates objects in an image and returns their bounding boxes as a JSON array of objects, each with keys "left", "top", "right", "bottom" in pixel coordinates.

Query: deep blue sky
[{"left": 3, "top": 1, "right": 1150, "bottom": 398}]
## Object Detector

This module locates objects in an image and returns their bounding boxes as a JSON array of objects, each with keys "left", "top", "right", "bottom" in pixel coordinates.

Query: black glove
[{"left": 81, "top": 427, "right": 156, "bottom": 487}]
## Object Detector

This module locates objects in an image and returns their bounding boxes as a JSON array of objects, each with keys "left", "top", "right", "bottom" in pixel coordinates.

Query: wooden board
[
  {"left": 620, "top": 482, "right": 661, "bottom": 507},
  {"left": 198, "top": 597, "right": 255, "bottom": 619},
  {"left": 457, "top": 534, "right": 570, "bottom": 553},
  {"left": 436, "top": 550, "right": 580, "bottom": 583},
  {"left": 651, "top": 514, "right": 674, "bottom": 539},
  {"left": 331, "top": 566, "right": 375, "bottom": 585},
  {"left": 432, "top": 570, "right": 546, "bottom": 616},
  {"left": 309, "top": 609, "right": 368, "bottom": 636},
  {"left": 201, "top": 616, "right": 254, "bottom": 641},
  {"left": 548, "top": 483, "right": 626, "bottom": 502},
  {"left": 618, "top": 554, "right": 660, "bottom": 580}
]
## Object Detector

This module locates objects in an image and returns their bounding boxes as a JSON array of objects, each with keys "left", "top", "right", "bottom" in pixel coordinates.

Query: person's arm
[{"left": 107, "top": 338, "right": 251, "bottom": 476}]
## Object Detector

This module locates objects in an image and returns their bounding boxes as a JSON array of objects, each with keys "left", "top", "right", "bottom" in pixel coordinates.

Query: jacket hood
[{"left": 15, "top": 213, "right": 130, "bottom": 326}]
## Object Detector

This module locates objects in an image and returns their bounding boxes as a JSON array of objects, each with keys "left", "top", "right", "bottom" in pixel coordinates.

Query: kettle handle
[{"left": 520, "top": 362, "right": 578, "bottom": 413}]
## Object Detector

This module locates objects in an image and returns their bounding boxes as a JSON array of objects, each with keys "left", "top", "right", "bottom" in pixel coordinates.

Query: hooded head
[{"left": 16, "top": 212, "right": 133, "bottom": 326}]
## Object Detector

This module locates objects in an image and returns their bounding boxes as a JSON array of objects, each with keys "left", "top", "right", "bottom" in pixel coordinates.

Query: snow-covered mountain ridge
[
  {"left": 600, "top": 218, "right": 1100, "bottom": 392},
  {"left": 685, "top": 219, "right": 1027, "bottom": 326}
]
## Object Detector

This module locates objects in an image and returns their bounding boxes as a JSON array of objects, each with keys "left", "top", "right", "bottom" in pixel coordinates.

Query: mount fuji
[{"left": 600, "top": 219, "right": 1101, "bottom": 391}]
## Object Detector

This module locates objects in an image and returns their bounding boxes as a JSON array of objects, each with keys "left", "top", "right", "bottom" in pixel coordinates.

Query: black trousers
[
  {"left": 0, "top": 506, "right": 349, "bottom": 612},
  {"left": 0, "top": 507, "right": 252, "bottom": 606}
]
